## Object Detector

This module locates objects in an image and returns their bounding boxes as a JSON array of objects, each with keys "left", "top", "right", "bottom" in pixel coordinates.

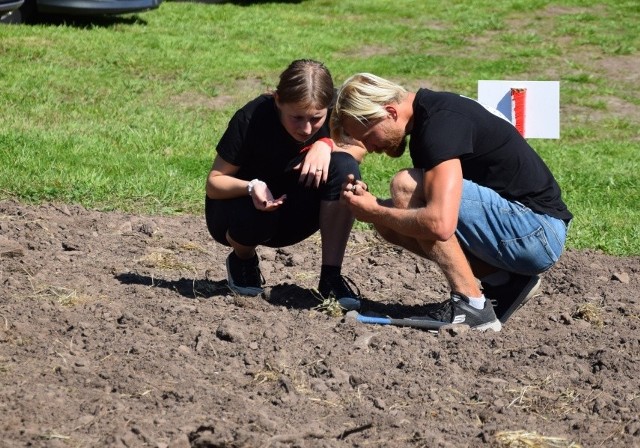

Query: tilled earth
[{"left": 0, "top": 200, "right": 638, "bottom": 447}]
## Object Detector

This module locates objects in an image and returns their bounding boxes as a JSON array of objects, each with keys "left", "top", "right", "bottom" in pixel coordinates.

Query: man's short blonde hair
[{"left": 334, "top": 73, "right": 408, "bottom": 126}]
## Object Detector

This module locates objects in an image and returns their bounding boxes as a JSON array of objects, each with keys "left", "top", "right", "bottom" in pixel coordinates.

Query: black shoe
[
  {"left": 415, "top": 292, "right": 502, "bottom": 331},
  {"left": 482, "top": 274, "right": 541, "bottom": 324},
  {"left": 226, "top": 252, "right": 264, "bottom": 296},
  {"left": 318, "top": 274, "right": 362, "bottom": 311}
]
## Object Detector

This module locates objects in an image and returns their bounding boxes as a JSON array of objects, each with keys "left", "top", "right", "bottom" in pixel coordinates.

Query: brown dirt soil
[{"left": 1, "top": 200, "right": 639, "bottom": 447}]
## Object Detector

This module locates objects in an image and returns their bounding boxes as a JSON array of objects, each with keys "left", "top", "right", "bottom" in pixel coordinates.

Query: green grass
[{"left": 0, "top": 0, "right": 638, "bottom": 255}]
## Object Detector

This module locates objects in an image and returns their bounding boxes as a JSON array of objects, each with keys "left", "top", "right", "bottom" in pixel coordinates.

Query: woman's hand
[
  {"left": 293, "top": 139, "right": 333, "bottom": 188},
  {"left": 249, "top": 180, "right": 286, "bottom": 211}
]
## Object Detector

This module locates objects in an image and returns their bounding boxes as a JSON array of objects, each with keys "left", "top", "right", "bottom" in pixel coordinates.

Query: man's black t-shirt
[
  {"left": 216, "top": 94, "right": 331, "bottom": 197},
  {"left": 410, "top": 88, "right": 572, "bottom": 221}
]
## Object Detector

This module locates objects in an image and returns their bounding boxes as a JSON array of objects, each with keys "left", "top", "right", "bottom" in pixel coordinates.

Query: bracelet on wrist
[
  {"left": 317, "top": 137, "right": 335, "bottom": 152},
  {"left": 298, "top": 137, "right": 335, "bottom": 154},
  {"left": 247, "top": 179, "right": 263, "bottom": 196}
]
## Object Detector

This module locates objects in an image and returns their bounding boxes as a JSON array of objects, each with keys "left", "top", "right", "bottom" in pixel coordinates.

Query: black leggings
[{"left": 205, "top": 151, "right": 360, "bottom": 248}]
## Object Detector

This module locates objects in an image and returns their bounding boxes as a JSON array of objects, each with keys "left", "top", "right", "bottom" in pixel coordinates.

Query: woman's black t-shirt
[
  {"left": 216, "top": 94, "right": 331, "bottom": 197},
  {"left": 410, "top": 88, "right": 572, "bottom": 221}
]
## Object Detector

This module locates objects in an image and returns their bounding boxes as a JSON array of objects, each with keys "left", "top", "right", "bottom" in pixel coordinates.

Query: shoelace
[
  {"left": 237, "top": 259, "right": 264, "bottom": 287},
  {"left": 426, "top": 298, "right": 454, "bottom": 321}
]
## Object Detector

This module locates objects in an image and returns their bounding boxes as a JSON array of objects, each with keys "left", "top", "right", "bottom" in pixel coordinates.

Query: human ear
[{"left": 384, "top": 105, "right": 398, "bottom": 120}]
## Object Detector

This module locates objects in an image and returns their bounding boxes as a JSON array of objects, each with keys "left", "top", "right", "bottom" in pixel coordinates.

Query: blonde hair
[{"left": 334, "top": 73, "right": 407, "bottom": 125}]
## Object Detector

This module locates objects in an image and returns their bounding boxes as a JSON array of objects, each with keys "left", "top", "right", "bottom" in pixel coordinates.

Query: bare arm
[
  {"left": 206, "top": 155, "right": 286, "bottom": 210},
  {"left": 416, "top": 158, "right": 463, "bottom": 240},
  {"left": 205, "top": 155, "right": 244, "bottom": 199},
  {"left": 342, "top": 159, "right": 463, "bottom": 241}
]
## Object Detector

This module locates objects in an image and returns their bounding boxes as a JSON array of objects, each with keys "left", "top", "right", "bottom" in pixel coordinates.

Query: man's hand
[
  {"left": 341, "top": 174, "right": 378, "bottom": 222},
  {"left": 342, "top": 173, "right": 369, "bottom": 196}
]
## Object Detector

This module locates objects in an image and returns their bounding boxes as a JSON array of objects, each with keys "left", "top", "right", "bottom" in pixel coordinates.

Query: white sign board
[{"left": 478, "top": 80, "right": 560, "bottom": 139}]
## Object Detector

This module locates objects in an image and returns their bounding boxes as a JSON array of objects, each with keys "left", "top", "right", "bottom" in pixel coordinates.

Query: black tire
[{"left": 17, "top": 0, "right": 37, "bottom": 23}]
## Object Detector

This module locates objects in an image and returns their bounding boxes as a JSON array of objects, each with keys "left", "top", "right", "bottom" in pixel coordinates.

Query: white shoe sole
[{"left": 476, "top": 319, "right": 503, "bottom": 332}]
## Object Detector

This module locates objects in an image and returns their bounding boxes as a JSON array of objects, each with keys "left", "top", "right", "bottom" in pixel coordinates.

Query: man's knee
[{"left": 390, "top": 168, "right": 424, "bottom": 208}]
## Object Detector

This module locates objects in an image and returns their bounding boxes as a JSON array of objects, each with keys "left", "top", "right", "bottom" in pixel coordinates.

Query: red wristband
[
  {"left": 317, "top": 137, "right": 335, "bottom": 152},
  {"left": 299, "top": 137, "right": 335, "bottom": 154}
]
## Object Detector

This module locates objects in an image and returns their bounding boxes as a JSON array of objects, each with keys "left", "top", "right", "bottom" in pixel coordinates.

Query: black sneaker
[
  {"left": 226, "top": 252, "right": 264, "bottom": 296},
  {"left": 482, "top": 274, "right": 541, "bottom": 324},
  {"left": 416, "top": 292, "right": 502, "bottom": 331},
  {"left": 318, "top": 275, "right": 362, "bottom": 311}
]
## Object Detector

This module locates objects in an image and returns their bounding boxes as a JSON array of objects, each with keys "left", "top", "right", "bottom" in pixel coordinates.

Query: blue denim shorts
[{"left": 455, "top": 180, "right": 569, "bottom": 275}]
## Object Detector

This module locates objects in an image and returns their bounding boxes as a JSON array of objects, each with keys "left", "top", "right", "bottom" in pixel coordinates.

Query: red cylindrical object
[{"left": 511, "top": 88, "right": 527, "bottom": 137}]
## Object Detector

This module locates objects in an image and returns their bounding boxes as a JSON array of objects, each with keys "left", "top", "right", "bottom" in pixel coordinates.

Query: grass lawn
[{"left": 0, "top": 0, "right": 638, "bottom": 255}]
